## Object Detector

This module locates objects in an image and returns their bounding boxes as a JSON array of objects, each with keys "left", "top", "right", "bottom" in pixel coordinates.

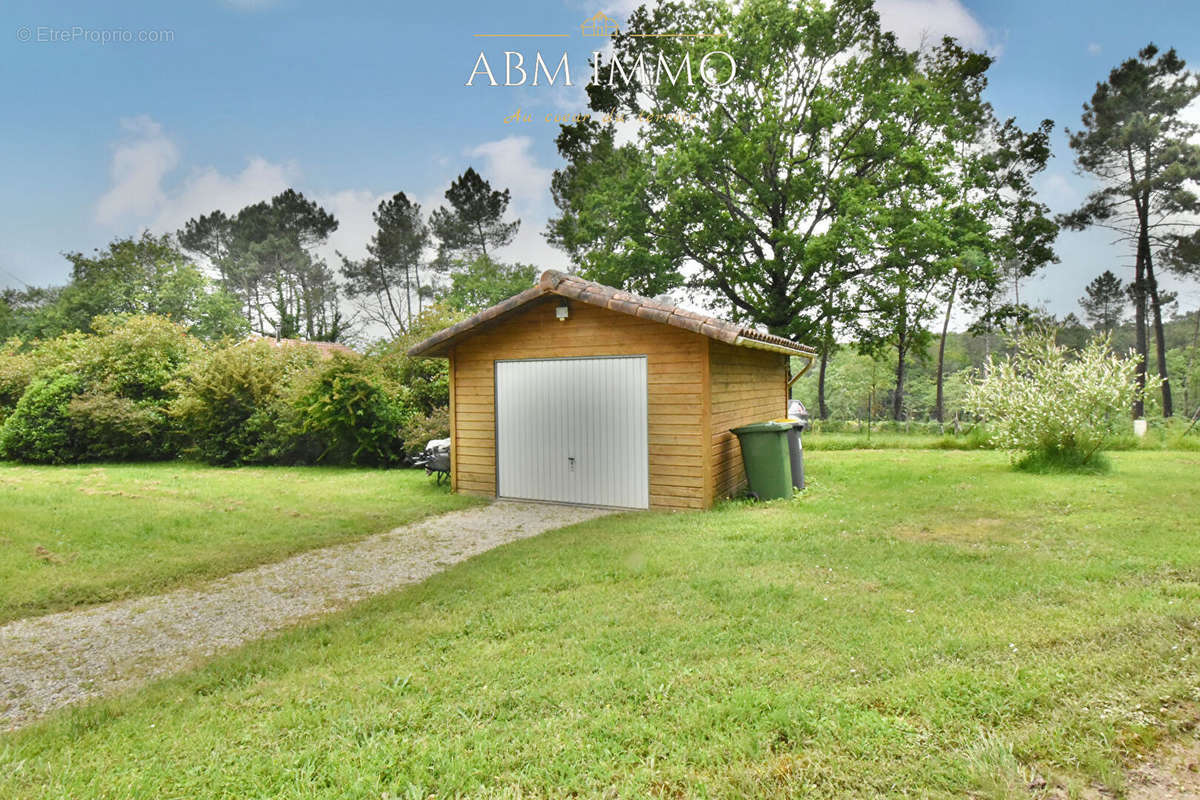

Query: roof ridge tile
[{"left": 408, "top": 270, "right": 815, "bottom": 357}]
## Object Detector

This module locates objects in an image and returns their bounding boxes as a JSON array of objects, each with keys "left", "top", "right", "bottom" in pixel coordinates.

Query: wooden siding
[
  {"left": 448, "top": 352, "right": 458, "bottom": 492},
  {"left": 450, "top": 298, "right": 707, "bottom": 511},
  {"left": 709, "top": 341, "right": 787, "bottom": 500}
]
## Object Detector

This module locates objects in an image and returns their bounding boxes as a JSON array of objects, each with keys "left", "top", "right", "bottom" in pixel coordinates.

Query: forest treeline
[
  {"left": 792, "top": 309, "right": 1200, "bottom": 425},
  {"left": 0, "top": 168, "right": 537, "bottom": 346}
]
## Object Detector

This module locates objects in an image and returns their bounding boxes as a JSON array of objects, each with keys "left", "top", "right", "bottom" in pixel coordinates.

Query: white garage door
[{"left": 495, "top": 356, "right": 649, "bottom": 509}]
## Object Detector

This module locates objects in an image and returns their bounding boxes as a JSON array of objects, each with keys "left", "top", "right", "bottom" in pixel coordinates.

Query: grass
[
  {"left": 803, "top": 429, "right": 990, "bottom": 451},
  {"left": 1015, "top": 448, "right": 1112, "bottom": 474},
  {"left": 803, "top": 418, "right": 1200, "bottom": 453},
  {"left": 0, "top": 462, "right": 480, "bottom": 623},
  {"left": 3, "top": 450, "right": 1199, "bottom": 798}
]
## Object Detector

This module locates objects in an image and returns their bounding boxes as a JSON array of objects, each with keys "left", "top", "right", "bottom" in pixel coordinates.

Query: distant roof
[
  {"left": 248, "top": 337, "right": 356, "bottom": 358},
  {"left": 407, "top": 270, "right": 816, "bottom": 358}
]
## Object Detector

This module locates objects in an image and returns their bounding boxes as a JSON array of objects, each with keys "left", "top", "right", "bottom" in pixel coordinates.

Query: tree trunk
[
  {"left": 817, "top": 349, "right": 830, "bottom": 420},
  {"left": 934, "top": 272, "right": 959, "bottom": 425},
  {"left": 892, "top": 336, "right": 907, "bottom": 422},
  {"left": 867, "top": 386, "right": 873, "bottom": 440},
  {"left": 892, "top": 307, "right": 907, "bottom": 422},
  {"left": 1132, "top": 246, "right": 1148, "bottom": 419},
  {"left": 477, "top": 223, "right": 489, "bottom": 263},
  {"left": 817, "top": 308, "right": 833, "bottom": 420},
  {"left": 403, "top": 264, "right": 413, "bottom": 328},
  {"left": 1143, "top": 240, "right": 1173, "bottom": 417},
  {"left": 892, "top": 347, "right": 906, "bottom": 422},
  {"left": 983, "top": 295, "right": 993, "bottom": 366},
  {"left": 377, "top": 260, "right": 403, "bottom": 333},
  {"left": 298, "top": 274, "right": 314, "bottom": 340},
  {"left": 1187, "top": 308, "right": 1200, "bottom": 414}
]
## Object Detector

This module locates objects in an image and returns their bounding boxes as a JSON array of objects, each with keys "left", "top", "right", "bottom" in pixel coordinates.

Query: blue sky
[{"left": 2, "top": 0, "right": 1199, "bottom": 320}]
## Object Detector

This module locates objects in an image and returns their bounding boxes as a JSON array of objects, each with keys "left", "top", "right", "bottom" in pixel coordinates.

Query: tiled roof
[
  {"left": 249, "top": 337, "right": 357, "bottom": 358},
  {"left": 407, "top": 270, "right": 816, "bottom": 358}
]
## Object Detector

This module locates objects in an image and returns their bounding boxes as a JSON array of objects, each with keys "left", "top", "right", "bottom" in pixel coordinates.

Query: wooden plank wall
[
  {"left": 450, "top": 299, "right": 708, "bottom": 511},
  {"left": 709, "top": 341, "right": 787, "bottom": 500}
]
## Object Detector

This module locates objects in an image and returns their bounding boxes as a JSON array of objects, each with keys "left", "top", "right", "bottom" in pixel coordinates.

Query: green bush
[
  {"left": 399, "top": 407, "right": 450, "bottom": 457},
  {"left": 929, "top": 425, "right": 992, "bottom": 450},
  {"left": 372, "top": 305, "right": 464, "bottom": 417},
  {"left": 290, "top": 354, "right": 409, "bottom": 466},
  {"left": 0, "top": 339, "right": 36, "bottom": 426},
  {"left": 67, "top": 392, "right": 170, "bottom": 461},
  {"left": 174, "top": 343, "right": 419, "bottom": 467},
  {"left": 0, "top": 332, "right": 93, "bottom": 428},
  {"left": 966, "top": 331, "right": 1155, "bottom": 470},
  {"left": 0, "top": 316, "right": 195, "bottom": 463},
  {"left": 3, "top": 309, "right": 457, "bottom": 468},
  {"left": 170, "top": 340, "right": 322, "bottom": 465},
  {"left": 0, "top": 372, "right": 82, "bottom": 463},
  {"left": 82, "top": 314, "right": 196, "bottom": 402}
]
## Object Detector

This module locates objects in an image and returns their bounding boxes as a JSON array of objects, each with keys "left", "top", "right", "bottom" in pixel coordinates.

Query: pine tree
[
  {"left": 430, "top": 168, "right": 519, "bottom": 265},
  {"left": 340, "top": 193, "right": 429, "bottom": 336},
  {"left": 1078, "top": 270, "right": 1126, "bottom": 333},
  {"left": 1062, "top": 44, "right": 1200, "bottom": 417}
]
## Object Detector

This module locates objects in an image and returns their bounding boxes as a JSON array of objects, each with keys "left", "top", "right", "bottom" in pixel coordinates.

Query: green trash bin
[{"left": 730, "top": 421, "right": 795, "bottom": 500}]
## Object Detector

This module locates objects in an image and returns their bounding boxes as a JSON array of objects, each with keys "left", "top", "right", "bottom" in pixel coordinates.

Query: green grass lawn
[
  {"left": 0, "top": 462, "right": 480, "bottom": 623},
  {"left": 802, "top": 421, "right": 1200, "bottom": 452},
  {"left": 802, "top": 429, "right": 991, "bottom": 450},
  {"left": 4, "top": 451, "right": 1200, "bottom": 798}
]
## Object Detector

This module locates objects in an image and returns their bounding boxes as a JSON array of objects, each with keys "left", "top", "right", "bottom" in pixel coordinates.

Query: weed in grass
[{"left": 963, "top": 733, "right": 1038, "bottom": 800}]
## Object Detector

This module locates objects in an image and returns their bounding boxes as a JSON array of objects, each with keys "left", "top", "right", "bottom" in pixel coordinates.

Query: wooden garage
[{"left": 407, "top": 270, "right": 815, "bottom": 511}]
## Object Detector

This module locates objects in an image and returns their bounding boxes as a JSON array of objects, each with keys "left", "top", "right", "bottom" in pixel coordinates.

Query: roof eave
[
  {"left": 406, "top": 285, "right": 552, "bottom": 357},
  {"left": 733, "top": 335, "right": 817, "bottom": 358},
  {"left": 406, "top": 270, "right": 818, "bottom": 360}
]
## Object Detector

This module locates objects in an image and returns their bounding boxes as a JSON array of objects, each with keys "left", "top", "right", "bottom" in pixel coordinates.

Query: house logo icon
[{"left": 581, "top": 11, "right": 619, "bottom": 37}]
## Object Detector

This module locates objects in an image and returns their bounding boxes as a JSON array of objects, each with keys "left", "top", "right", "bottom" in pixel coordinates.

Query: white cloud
[
  {"left": 467, "top": 136, "right": 553, "bottom": 209},
  {"left": 95, "top": 116, "right": 179, "bottom": 224},
  {"left": 1035, "top": 172, "right": 1082, "bottom": 214},
  {"left": 465, "top": 136, "right": 566, "bottom": 268},
  {"left": 315, "top": 188, "right": 389, "bottom": 265},
  {"left": 1181, "top": 98, "right": 1200, "bottom": 128},
  {"left": 1088, "top": 42, "right": 1102, "bottom": 55},
  {"left": 149, "top": 158, "right": 295, "bottom": 233},
  {"left": 499, "top": 215, "right": 569, "bottom": 269},
  {"left": 601, "top": 0, "right": 648, "bottom": 18},
  {"left": 94, "top": 115, "right": 296, "bottom": 233},
  {"left": 590, "top": 0, "right": 996, "bottom": 56},
  {"left": 92, "top": 117, "right": 567, "bottom": 289},
  {"left": 593, "top": 0, "right": 998, "bottom": 59},
  {"left": 874, "top": 0, "right": 996, "bottom": 53},
  {"left": 91, "top": 116, "right": 388, "bottom": 283}
]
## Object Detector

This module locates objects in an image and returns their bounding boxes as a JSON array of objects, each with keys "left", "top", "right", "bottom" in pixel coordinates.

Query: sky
[{"left": 2, "top": 0, "right": 1199, "bottom": 323}]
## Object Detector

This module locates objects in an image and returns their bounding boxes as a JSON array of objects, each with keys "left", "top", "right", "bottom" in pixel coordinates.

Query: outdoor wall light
[{"left": 556, "top": 302, "right": 570, "bottom": 321}]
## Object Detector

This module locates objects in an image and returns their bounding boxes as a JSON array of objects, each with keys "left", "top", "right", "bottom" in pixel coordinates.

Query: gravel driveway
[{"left": 0, "top": 500, "right": 612, "bottom": 731}]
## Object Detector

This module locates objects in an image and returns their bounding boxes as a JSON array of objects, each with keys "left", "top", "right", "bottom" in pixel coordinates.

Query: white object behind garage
[{"left": 495, "top": 356, "right": 649, "bottom": 509}]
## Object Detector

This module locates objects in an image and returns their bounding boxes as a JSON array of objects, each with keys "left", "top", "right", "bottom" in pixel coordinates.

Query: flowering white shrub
[{"left": 966, "top": 332, "right": 1155, "bottom": 468}]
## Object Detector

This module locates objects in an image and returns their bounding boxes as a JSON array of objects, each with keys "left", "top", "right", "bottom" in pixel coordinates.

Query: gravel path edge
[{"left": 0, "top": 500, "right": 613, "bottom": 731}]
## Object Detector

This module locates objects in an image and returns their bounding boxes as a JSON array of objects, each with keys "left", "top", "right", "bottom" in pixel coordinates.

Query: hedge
[{"left": 0, "top": 310, "right": 457, "bottom": 466}]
